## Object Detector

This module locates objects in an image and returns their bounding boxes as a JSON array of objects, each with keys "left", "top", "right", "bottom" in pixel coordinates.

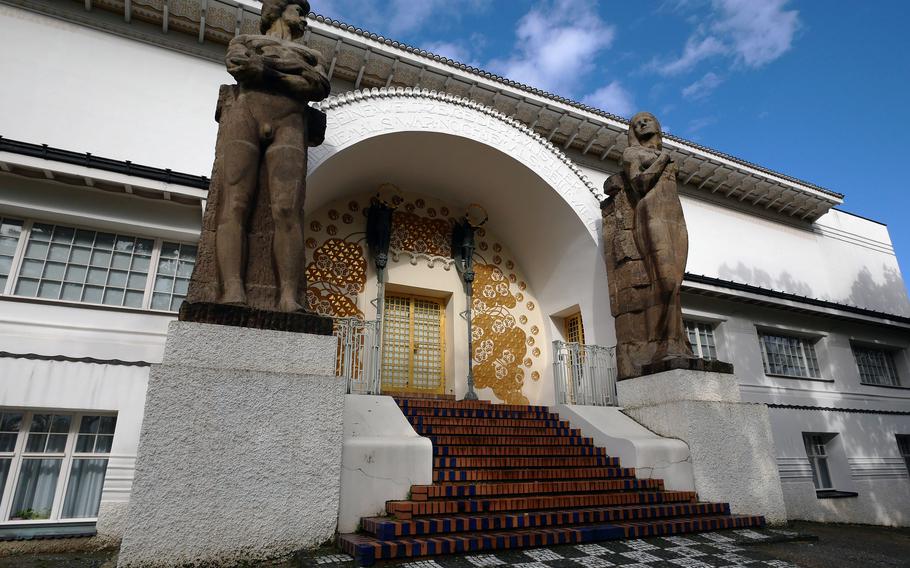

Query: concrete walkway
[{"left": 1, "top": 524, "right": 908, "bottom": 568}]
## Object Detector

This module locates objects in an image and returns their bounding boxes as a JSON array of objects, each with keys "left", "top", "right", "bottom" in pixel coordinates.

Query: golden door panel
[{"left": 381, "top": 294, "right": 445, "bottom": 394}]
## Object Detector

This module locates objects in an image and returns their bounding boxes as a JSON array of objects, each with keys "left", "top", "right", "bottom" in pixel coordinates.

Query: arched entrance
[{"left": 306, "top": 88, "right": 614, "bottom": 405}]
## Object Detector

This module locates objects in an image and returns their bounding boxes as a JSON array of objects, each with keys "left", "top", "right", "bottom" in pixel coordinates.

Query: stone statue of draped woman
[{"left": 602, "top": 112, "right": 694, "bottom": 378}]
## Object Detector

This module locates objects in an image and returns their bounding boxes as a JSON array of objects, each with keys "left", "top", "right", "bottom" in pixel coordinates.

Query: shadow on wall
[
  {"left": 848, "top": 265, "right": 910, "bottom": 317},
  {"left": 716, "top": 262, "right": 910, "bottom": 316},
  {"left": 717, "top": 262, "right": 815, "bottom": 299}
]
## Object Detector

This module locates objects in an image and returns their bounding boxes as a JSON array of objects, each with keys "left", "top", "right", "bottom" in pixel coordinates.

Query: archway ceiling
[{"left": 306, "top": 131, "right": 599, "bottom": 310}]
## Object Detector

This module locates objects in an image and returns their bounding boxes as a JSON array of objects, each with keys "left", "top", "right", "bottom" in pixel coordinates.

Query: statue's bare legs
[
  {"left": 265, "top": 116, "right": 307, "bottom": 312},
  {"left": 216, "top": 108, "right": 260, "bottom": 305}
]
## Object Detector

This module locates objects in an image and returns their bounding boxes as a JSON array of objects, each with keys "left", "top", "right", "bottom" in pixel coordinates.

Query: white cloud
[
  {"left": 315, "top": 0, "right": 490, "bottom": 36},
  {"left": 422, "top": 41, "right": 472, "bottom": 64},
  {"left": 652, "top": 35, "right": 726, "bottom": 76},
  {"left": 488, "top": 0, "right": 615, "bottom": 94},
  {"left": 713, "top": 0, "right": 800, "bottom": 68},
  {"left": 650, "top": 0, "right": 799, "bottom": 75},
  {"left": 687, "top": 116, "right": 717, "bottom": 134},
  {"left": 582, "top": 81, "right": 636, "bottom": 118},
  {"left": 681, "top": 71, "right": 723, "bottom": 100}
]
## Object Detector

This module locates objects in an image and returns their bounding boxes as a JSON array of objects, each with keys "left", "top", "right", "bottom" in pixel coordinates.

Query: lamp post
[
  {"left": 365, "top": 183, "right": 401, "bottom": 394},
  {"left": 452, "top": 204, "right": 488, "bottom": 401}
]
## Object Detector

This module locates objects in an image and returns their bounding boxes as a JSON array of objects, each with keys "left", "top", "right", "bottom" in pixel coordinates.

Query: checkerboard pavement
[{"left": 301, "top": 528, "right": 808, "bottom": 568}]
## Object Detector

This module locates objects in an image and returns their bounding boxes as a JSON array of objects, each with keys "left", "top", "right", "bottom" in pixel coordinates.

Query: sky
[{"left": 314, "top": 0, "right": 910, "bottom": 295}]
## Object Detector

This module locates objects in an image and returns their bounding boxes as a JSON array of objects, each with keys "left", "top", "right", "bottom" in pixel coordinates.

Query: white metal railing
[
  {"left": 552, "top": 341, "right": 618, "bottom": 406},
  {"left": 334, "top": 317, "right": 381, "bottom": 395}
]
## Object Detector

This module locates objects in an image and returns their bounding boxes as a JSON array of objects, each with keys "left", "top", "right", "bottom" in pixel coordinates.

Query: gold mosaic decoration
[
  {"left": 472, "top": 264, "right": 530, "bottom": 405},
  {"left": 304, "top": 237, "right": 367, "bottom": 318},
  {"left": 390, "top": 210, "right": 452, "bottom": 258}
]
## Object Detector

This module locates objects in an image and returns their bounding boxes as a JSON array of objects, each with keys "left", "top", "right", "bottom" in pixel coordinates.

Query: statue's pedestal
[
  {"left": 118, "top": 321, "right": 345, "bottom": 567},
  {"left": 617, "top": 369, "right": 787, "bottom": 524}
]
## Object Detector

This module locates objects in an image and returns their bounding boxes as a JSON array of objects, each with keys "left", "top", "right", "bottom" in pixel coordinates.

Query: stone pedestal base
[
  {"left": 617, "top": 370, "right": 787, "bottom": 524},
  {"left": 118, "top": 322, "right": 345, "bottom": 567}
]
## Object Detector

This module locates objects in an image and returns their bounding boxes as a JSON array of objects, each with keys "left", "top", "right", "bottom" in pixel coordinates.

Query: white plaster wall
[
  {"left": 769, "top": 407, "right": 910, "bottom": 526},
  {"left": 0, "top": 5, "right": 228, "bottom": 176},
  {"left": 338, "top": 395, "right": 432, "bottom": 533},
  {"left": 0, "top": 356, "right": 151, "bottom": 541},
  {"left": 678, "top": 293, "right": 910, "bottom": 525},
  {"left": 555, "top": 404, "right": 695, "bottom": 492},
  {"left": 119, "top": 322, "right": 344, "bottom": 567},
  {"left": 575, "top": 160, "right": 909, "bottom": 317}
]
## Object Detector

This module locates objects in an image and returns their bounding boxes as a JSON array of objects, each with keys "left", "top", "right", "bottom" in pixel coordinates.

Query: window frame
[
  {"left": 564, "top": 312, "right": 585, "bottom": 345},
  {"left": 851, "top": 343, "right": 902, "bottom": 387},
  {"left": 803, "top": 433, "right": 835, "bottom": 491},
  {"left": 897, "top": 435, "right": 910, "bottom": 477},
  {"left": 0, "top": 216, "right": 194, "bottom": 314},
  {"left": 0, "top": 410, "right": 116, "bottom": 525},
  {"left": 684, "top": 319, "right": 717, "bottom": 360},
  {"left": 757, "top": 329, "right": 823, "bottom": 379}
]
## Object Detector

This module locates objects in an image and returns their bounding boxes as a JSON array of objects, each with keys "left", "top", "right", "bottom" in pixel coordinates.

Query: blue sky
[{"left": 315, "top": 0, "right": 910, "bottom": 295}]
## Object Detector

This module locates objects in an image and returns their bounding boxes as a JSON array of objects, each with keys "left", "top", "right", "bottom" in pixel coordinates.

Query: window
[
  {"left": 685, "top": 320, "right": 717, "bottom": 360},
  {"left": 853, "top": 345, "right": 901, "bottom": 387},
  {"left": 0, "top": 218, "right": 195, "bottom": 312},
  {"left": 381, "top": 294, "right": 445, "bottom": 394},
  {"left": 564, "top": 312, "right": 585, "bottom": 345},
  {"left": 0, "top": 411, "right": 115, "bottom": 522},
  {"left": 897, "top": 435, "right": 910, "bottom": 476},
  {"left": 0, "top": 218, "right": 24, "bottom": 291},
  {"left": 804, "top": 433, "right": 834, "bottom": 490},
  {"left": 759, "top": 332, "right": 820, "bottom": 378},
  {"left": 151, "top": 242, "right": 196, "bottom": 312}
]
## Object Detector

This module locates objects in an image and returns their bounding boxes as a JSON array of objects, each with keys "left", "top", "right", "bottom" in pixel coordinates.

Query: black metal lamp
[{"left": 452, "top": 203, "right": 488, "bottom": 401}]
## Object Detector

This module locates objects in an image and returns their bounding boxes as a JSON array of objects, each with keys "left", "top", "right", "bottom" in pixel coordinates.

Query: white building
[{"left": 0, "top": 0, "right": 908, "bottom": 549}]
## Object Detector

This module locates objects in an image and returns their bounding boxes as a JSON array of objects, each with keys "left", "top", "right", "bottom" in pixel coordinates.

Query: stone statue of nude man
[{"left": 214, "top": 0, "right": 330, "bottom": 312}]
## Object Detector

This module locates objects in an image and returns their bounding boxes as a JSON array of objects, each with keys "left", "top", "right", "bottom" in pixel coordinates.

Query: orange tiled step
[
  {"left": 409, "top": 416, "right": 572, "bottom": 428},
  {"left": 426, "top": 435, "right": 594, "bottom": 446},
  {"left": 363, "top": 501, "right": 730, "bottom": 539},
  {"left": 386, "top": 490, "right": 697, "bottom": 519},
  {"left": 339, "top": 514, "right": 766, "bottom": 565},
  {"left": 402, "top": 407, "right": 561, "bottom": 420},
  {"left": 434, "top": 445, "right": 607, "bottom": 457},
  {"left": 415, "top": 425, "right": 582, "bottom": 437},
  {"left": 433, "top": 456, "right": 620, "bottom": 469},
  {"left": 395, "top": 398, "right": 549, "bottom": 412},
  {"left": 434, "top": 466, "right": 636, "bottom": 482},
  {"left": 410, "top": 478, "right": 664, "bottom": 500}
]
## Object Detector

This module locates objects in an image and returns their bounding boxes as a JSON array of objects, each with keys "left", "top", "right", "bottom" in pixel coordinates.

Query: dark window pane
[
  {"left": 94, "top": 435, "right": 113, "bottom": 454},
  {"left": 50, "top": 415, "right": 71, "bottom": 434},
  {"left": 29, "top": 415, "right": 50, "bottom": 433},
  {"left": 0, "top": 459, "right": 10, "bottom": 503},
  {"left": 0, "top": 433, "right": 17, "bottom": 453},
  {"left": 0, "top": 412, "right": 22, "bottom": 432},
  {"left": 25, "top": 434, "right": 47, "bottom": 453},
  {"left": 80, "top": 416, "right": 99, "bottom": 435},
  {"left": 46, "top": 434, "right": 68, "bottom": 453},
  {"left": 98, "top": 417, "right": 116, "bottom": 435},
  {"left": 75, "top": 435, "right": 93, "bottom": 453}
]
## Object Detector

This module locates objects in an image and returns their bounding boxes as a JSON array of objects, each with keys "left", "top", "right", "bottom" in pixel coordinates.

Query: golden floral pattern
[
  {"left": 472, "top": 264, "right": 529, "bottom": 404},
  {"left": 305, "top": 238, "right": 367, "bottom": 318},
  {"left": 391, "top": 210, "right": 452, "bottom": 257}
]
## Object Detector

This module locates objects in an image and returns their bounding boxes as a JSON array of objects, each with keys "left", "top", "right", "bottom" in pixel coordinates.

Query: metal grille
[
  {"left": 553, "top": 341, "right": 617, "bottom": 406},
  {"left": 334, "top": 317, "right": 380, "bottom": 394},
  {"left": 564, "top": 312, "right": 585, "bottom": 345},
  {"left": 759, "top": 332, "right": 820, "bottom": 378},
  {"left": 381, "top": 295, "right": 445, "bottom": 393},
  {"left": 852, "top": 345, "right": 900, "bottom": 386},
  {"left": 684, "top": 320, "right": 717, "bottom": 360}
]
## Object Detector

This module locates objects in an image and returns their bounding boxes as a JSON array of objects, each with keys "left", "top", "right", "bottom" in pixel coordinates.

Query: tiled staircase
[{"left": 338, "top": 397, "right": 764, "bottom": 565}]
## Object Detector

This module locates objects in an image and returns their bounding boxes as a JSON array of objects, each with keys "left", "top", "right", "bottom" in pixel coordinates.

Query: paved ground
[{"left": 1, "top": 524, "right": 907, "bottom": 568}]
